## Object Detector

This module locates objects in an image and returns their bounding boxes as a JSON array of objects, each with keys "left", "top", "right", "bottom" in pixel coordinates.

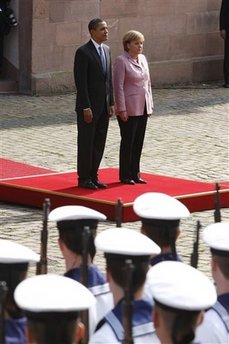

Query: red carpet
[{"left": 1, "top": 158, "right": 228, "bottom": 222}]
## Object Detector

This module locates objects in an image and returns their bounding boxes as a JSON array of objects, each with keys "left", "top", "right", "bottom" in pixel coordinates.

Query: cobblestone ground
[{"left": 1, "top": 87, "right": 229, "bottom": 279}]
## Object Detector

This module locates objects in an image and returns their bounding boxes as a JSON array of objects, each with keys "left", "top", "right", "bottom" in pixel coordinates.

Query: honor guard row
[
  {"left": 0, "top": 192, "right": 228, "bottom": 344},
  {"left": 48, "top": 205, "right": 114, "bottom": 340},
  {"left": 0, "top": 239, "right": 39, "bottom": 344},
  {"left": 134, "top": 192, "right": 190, "bottom": 265},
  {"left": 14, "top": 274, "right": 95, "bottom": 344},
  {"left": 196, "top": 222, "right": 229, "bottom": 343}
]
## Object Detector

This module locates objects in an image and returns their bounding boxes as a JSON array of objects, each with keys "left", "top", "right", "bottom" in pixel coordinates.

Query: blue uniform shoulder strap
[
  {"left": 97, "top": 300, "right": 155, "bottom": 341},
  {"left": 211, "top": 301, "right": 229, "bottom": 332}
]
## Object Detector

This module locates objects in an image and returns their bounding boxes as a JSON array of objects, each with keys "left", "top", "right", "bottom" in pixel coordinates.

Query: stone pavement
[{"left": 1, "top": 86, "right": 229, "bottom": 278}]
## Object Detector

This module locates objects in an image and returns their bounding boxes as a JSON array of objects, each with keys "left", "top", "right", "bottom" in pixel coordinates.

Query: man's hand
[
  {"left": 220, "top": 29, "right": 226, "bottom": 40},
  {"left": 109, "top": 105, "right": 115, "bottom": 117},
  {"left": 83, "top": 108, "right": 93, "bottom": 123}
]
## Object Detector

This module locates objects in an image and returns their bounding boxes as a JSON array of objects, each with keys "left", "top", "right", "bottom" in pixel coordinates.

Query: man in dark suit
[
  {"left": 220, "top": 0, "right": 229, "bottom": 88},
  {"left": 74, "top": 18, "right": 114, "bottom": 190},
  {"left": 0, "top": 0, "right": 18, "bottom": 75}
]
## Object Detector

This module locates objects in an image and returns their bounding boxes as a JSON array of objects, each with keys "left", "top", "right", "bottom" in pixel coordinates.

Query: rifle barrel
[
  {"left": 115, "top": 198, "right": 123, "bottom": 227},
  {"left": 190, "top": 220, "right": 201, "bottom": 268},
  {"left": 36, "top": 198, "right": 50, "bottom": 275},
  {"left": 214, "top": 183, "right": 221, "bottom": 223},
  {"left": 122, "top": 259, "right": 134, "bottom": 344},
  {"left": 80, "top": 226, "right": 90, "bottom": 344},
  {"left": 0, "top": 281, "right": 8, "bottom": 344}
]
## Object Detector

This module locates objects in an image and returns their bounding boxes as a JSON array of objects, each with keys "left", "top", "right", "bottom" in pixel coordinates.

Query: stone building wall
[{"left": 31, "top": 0, "right": 224, "bottom": 94}]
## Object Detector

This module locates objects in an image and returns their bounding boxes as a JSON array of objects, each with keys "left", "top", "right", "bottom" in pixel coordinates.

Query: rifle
[
  {"left": 214, "top": 183, "right": 221, "bottom": 223},
  {"left": 115, "top": 198, "right": 123, "bottom": 227},
  {"left": 190, "top": 220, "right": 201, "bottom": 269},
  {"left": 122, "top": 259, "right": 134, "bottom": 344},
  {"left": 80, "top": 226, "right": 90, "bottom": 344},
  {"left": 0, "top": 281, "right": 8, "bottom": 344},
  {"left": 36, "top": 198, "right": 51, "bottom": 275}
]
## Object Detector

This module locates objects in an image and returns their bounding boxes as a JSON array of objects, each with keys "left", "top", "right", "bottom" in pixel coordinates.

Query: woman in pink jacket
[{"left": 113, "top": 30, "right": 154, "bottom": 184}]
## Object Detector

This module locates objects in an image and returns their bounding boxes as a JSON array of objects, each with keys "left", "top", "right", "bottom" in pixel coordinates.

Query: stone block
[
  {"left": 150, "top": 60, "right": 193, "bottom": 84},
  {"left": 175, "top": 0, "right": 208, "bottom": 14},
  {"left": 49, "top": 1, "right": 65, "bottom": 23},
  {"left": 106, "top": 19, "right": 120, "bottom": 43},
  {"left": 150, "top": 14, "right": 186, "bottom": 35},
  {"left": 111, "top": 42, "right": 123, "bottom": 61},
  {"left": 146, "top": 35, "right": 170, "bottom": 61},
  {"left": 205, "top": 32, "right": 224, "bottom": 55},
  {"left": 32, "top": 19, "right": 57, "bottom": 71},
  {"left": 32, "top": 19, "right": 64, "bottom": 72},
  {"left": 33, "top": 0, "right": 49, "bottom": 19},
  {"left": 187, "top": 11, "right": 219, "bottom": 34},
  {"left": 56, "top": 22, "right": 81, "bottom": 46},
  {"left": 63, "top": 46, "right": 77, "bottom": 71},
  {"left": 207, "top": 0, "right": 221, "bottom": 11},
  {"left": 66, "top": 0, "right": 100, "bottom": 22},
  {"left": 101, "top": 0, "right": 138, "bottom": 18},
  {"left": 137, "top": 0, "right": 175, "bottom": 17},
  {"left": 117, "top": 15, "right": 159, "bottom": 40},
  {"left": 170, "top": 34, "right": 208, "bottom": 59},
  {"left": 192, "top": 57, "right": 223, "bottom": 81},
  {"left": 32, "top": 45, "right": 64, "bottom": 73},
  {"left": 32, "top": 71, "right": 75, "bottom": 95}
]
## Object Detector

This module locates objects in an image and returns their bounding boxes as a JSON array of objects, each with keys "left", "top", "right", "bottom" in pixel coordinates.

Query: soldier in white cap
[
  {"left": 14, "top": 274, "right": 96, "bottom": 344},
  {"left": 89, "top": 227, "right": 161, "bottom": 343},
  {"left": 0, "top": 239, "right": 39, "bottom": 344},
  {"left": 195, "top": 222, "right": 229, "bottom": 343},
  {"left": 149, "top": 261, "right": 217, "bottom": 344},
  {"left": 48, "top": 205, "right": 114, "bottom": 337},
  {"left": 133, "top": 192, "right": 190, "bottom": 266}
]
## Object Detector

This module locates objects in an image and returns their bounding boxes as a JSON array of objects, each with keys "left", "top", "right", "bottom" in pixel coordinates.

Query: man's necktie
[{"left": 98, "top": 46, "right": 106, "bottom": 73}]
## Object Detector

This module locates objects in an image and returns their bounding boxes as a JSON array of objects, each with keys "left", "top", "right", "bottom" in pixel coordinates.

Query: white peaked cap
[
  {"left": 0, "top": 239, "right": 39, "bottom": 264},
  {"left": 133, "top": 192, "right": 190, "bottom": 220},
  {"left": 14, "top": 274, "right": 96, "bottom": 313},
  {"left": 203, "top": 222, "right": 229, "bottom": 252},
  {"left": 149, "top": 261, "right": 217, "bottom": 311},
  {"left": 95, "top": 227, "right": 161, "bottom": 256},
  {"left": 49, "top": 205, "right": 106, "bottom": 222}
]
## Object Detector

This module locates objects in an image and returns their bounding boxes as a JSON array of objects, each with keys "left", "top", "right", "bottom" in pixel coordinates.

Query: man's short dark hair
[
  {"left": 88, "top": 18, "right": 104, "bottom": 32},
  {"left": 212, "top": 253, "right": 229, "bottom": 279},
  {"left": 0, "top": 264, "right": 27, "bottom": 318},
  {"left": 105, "top": 254, "right": 149, "bottom": 294},
  {"left": 57, "top": 220, "right": 97, "bottom": 260},
  {"left": 28, "top": 314, "right": 79, "bottom": 344},
  {"left": 154, "top": 301, "right": 200, "bottom": 344},
  {"left": 142, "top": 219, "right": 180, "bottom": 248}
]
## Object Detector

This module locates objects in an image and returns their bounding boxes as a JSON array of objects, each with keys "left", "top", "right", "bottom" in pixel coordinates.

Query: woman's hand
[{"left": 119, "top": 111, "right": 128, "bottom": 122}]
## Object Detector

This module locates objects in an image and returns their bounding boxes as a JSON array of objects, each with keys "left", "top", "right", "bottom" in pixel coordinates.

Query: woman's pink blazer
[{"left": 113, "top": 52, "right": 154, "bottom": 116}]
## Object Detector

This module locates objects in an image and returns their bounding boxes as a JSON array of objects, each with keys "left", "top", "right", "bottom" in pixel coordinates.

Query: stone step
[{"left": 0, "top": 79, "right": 18, "bottom": 94}]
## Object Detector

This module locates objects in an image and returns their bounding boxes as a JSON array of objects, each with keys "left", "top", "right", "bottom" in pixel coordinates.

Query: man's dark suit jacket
[
  {"left": 74, "top": 40, "right": 114, "bottom": 117},
  {"left": 220, "top": 0, "right": 229, "bottom": 32}
]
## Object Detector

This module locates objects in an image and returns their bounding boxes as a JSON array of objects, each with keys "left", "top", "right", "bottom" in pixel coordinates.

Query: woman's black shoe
[
  {"left": 121, "top": 179, "right": 135, "bottom": 185},
  {"left": 133, "top": 177, "right": 147, "bottom": 184}
]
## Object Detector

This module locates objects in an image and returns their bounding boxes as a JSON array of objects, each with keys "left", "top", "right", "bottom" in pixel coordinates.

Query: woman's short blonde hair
[{"left": 123, "top": 30, "right": 144, "bottom": 52}]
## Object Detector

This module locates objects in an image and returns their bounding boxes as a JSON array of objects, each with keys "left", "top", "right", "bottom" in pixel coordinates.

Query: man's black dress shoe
[
  {"left": 92, "top": 180, "right": 107, "bottom": 189},
  {"left": 133, "top": 177, "right": 147, "bottom": 184},
  {"left": 78, "top": 180, "right": 98, "bottom": 190},
  {"left": 121, "top": 179, "right": 135, "bottom": 185},
  {"left": 223, "top": 84, "right": 229, "bottom": 88}
]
